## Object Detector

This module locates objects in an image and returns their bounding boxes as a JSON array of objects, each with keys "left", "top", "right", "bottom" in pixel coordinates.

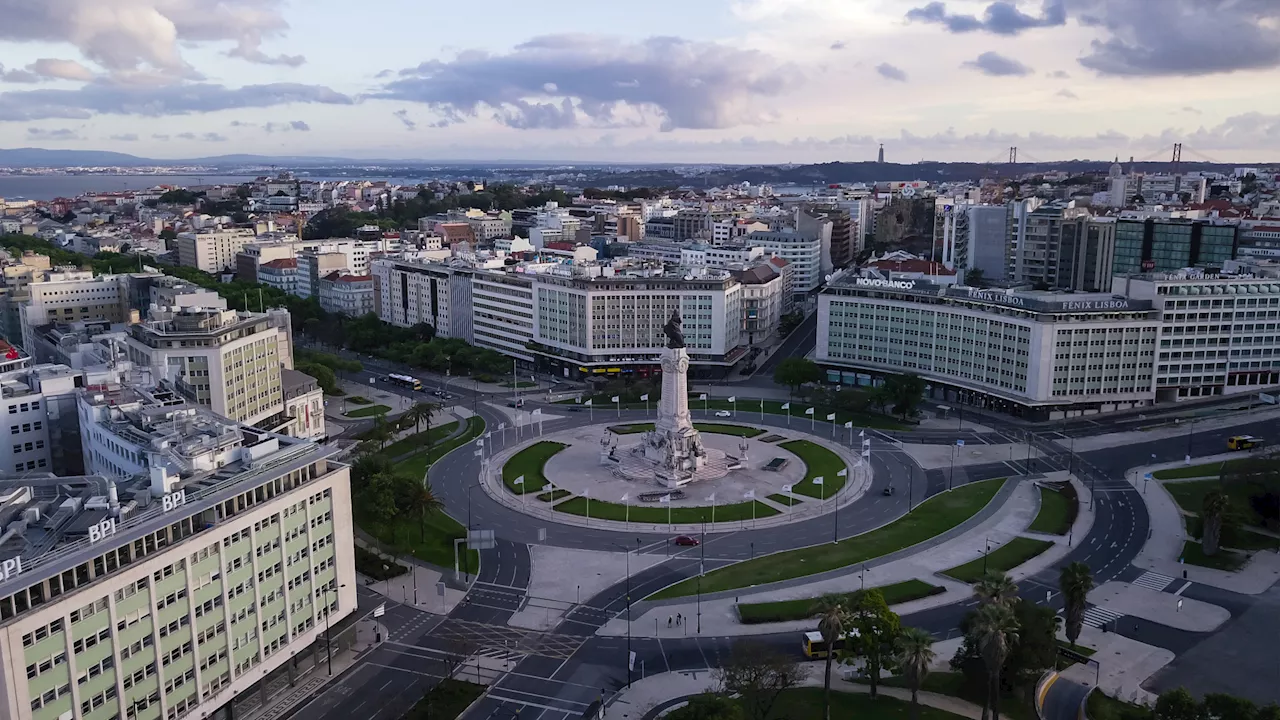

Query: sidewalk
[
  {"left": 240, "top": 618, "right": 386, "bottom": 720},
  {"left": 354, "top": 533, "right": 470, "bottom": 614},
  {"left": 599, "top": 473, "right": 1089, "bottom": 638},
  {"left": 1057, "top": 625, "right": 1174, "bottom": 706},
  {"left": 1071, "top": 405, "right": 1280, "bottom": 453},
  {"left": 608, "top": 664, "right": 986, "bottom": 720},
  {"left": 1127, "top": 460, "right": 1280, "bottom": 595}
]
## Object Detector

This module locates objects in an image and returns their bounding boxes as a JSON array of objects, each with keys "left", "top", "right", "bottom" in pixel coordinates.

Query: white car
[{"left": 715, "top": 410, "right": 732, "bottom": 418}]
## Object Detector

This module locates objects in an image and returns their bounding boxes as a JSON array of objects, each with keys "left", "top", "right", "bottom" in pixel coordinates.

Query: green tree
[
  {"left": 402, "top": 482, "right": 444, "bottom": 540},
  {"left": 965, "top": 268, "right": 988, "bottom": 288},
  {"left": 351, "top": 453, "right": 394, "bottom": 493},
  {"left": 895, "top": 627, "right": 936, "bottom": 720},
  {"left": 400, "top": 402, "right": 437, "bottom": 435},
  {"left": 1202, "top": 693, "right": 1256, "bottom": 720},
  {"left": 664, "top": 694, "right": 743, "bottom": 720},
  {"left": 773, "top": 357, "right": 824, "bottom": 399},
  {"left": 357, "top": 473, "right": 399, "bottom": 526},
  {"left": 158, "top": 228, "right": 178, "bottom": 242},
  {"left": 882, "top": 373, "right": 926, "bottom": 420},
  {"left": 974, "top": 571, "right": 1018, "bottom": 607},
  {"left": 847, "top": 589, "right": 901, "bottom": 699},
  {"left": 1004, "top": 600, "right": 1059, "bottom": 686},
  {"left": 713, "top": 641, "right": 805, "bottom": 720},
  {"left": 972, "top": 603, "right": 1019, "bottom": 720},
  {"left": 367, "top": 415, "right": 396, "bottom": 451},
  {"left": 1153, "top": 688, "right": 1203, "bottom": 720},
  {"left": 812, "top": 594, "right": 850, "bottom": 720},
  {"left": 1060, "top": 562, "right": 1094, "bottom": 647},
  {"left": 1201, "top": 489, "right": 1230, "bottom": 556}
]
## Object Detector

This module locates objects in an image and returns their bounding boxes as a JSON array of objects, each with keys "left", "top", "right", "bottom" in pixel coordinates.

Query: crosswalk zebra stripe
[
  {"left": 1131, "top": 572, "right": 1175, "bottom": 592},
  {"left": 1081, "top": 606, "right": 1124, "bottom": 629}
]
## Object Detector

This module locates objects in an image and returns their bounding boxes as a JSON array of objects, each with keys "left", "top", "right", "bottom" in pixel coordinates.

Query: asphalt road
[{"left": 755, "top": 311, "right": 818, "bottom": 376}]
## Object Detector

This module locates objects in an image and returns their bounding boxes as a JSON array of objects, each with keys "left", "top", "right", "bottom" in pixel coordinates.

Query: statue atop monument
[{"left": 663, "top": 309, "right": 685, "bottom": 349}]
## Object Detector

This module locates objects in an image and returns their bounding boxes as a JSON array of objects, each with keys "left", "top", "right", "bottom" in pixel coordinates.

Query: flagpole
[
  {"left": 668, "top": 500, "right": 672, "bottom": 532},
  {"left": 760, "top": 399, "right": 764, "bottom": 422},
  {"left": 586, "top": 492, "right": 590, "bottom": 528}
]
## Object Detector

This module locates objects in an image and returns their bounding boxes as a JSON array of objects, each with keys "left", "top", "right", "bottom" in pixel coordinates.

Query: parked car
[
  {"left": 715, "top": 410, "right": 732, "bottom": 418},
  {"left": 673, "top": 535, "right": 700, "bottom": 547}
]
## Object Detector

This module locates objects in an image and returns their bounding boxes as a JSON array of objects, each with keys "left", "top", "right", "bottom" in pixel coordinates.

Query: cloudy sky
[{"left": 2, "top": 0, "right": 1279, "bottom": 164}]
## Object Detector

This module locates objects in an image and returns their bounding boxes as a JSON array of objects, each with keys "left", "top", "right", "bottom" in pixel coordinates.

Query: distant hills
[{"left": 0, "top": 147, "right": 1268, "bottom": 186}]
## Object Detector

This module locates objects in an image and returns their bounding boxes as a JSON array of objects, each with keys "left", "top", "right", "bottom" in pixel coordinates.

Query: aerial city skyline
[{"left": 1, "top": 0, "right": 1280, "bottom": 162}]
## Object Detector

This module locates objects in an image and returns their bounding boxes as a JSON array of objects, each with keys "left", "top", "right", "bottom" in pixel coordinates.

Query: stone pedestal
[{"left": 644, "top": 347, "right": 706, "bottom": 488}]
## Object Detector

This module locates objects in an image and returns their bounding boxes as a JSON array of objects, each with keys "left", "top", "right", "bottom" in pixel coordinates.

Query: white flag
[
  {"left": 576, "top": 397, "right": 582, "bottom": 404},
  {"left": 513, "top": 475, "right": 525, "bottom": 486},
  {"left": 475, "top": 438, "right": 484, "bottom": 447},
  {"left": 621, "top": 493, "right": 629, "bottom": 502},
  {"left": 532, "top": 408, "right": 541, "bottom": 416},
  {"left": 473, "top": 449, "right": 483, "bottom": 457},
  {"left": 659, "top": 494, "right": 671, "bottom": 504},
  {"left": 859, "top": 430, "right": 865, "bottom": 437},
  {"left": 812, "top": 476, "right": 824, "bottom": 486},
  {"left": 782, "top": 484, "right": 793, "bottom": 493},
  {"left": 707, "top": 493, "right": 716, "bottom": 503},
  {"left": 584, "top": 488, "right": 590, "bottom": 498},
  {"left": 699, "top": 393, "right": 708, "bottom": 400},
  {"left": 837, "top": 468, "right": 848, "bottom": 477},
  {"left": 826, "top": 413, "right": 836, "bottom": 421},
  {"left": 499, "top": 422, "right": 507, "bottom": 430},
  {"left": 781, "top": 402, "right": 791, "bottom": 410},
  {"left": 805, "top": 407, "right": 815, "bottom": 415},
  {"left": 744, "top": 490, "right": 756, "bottom": 500},
  {"left": 612, "top": 396, "right": 620, "bottom": 403},
  {"left": 862, "top": 449, "right": 871, "bottom": 458},
  {"left": 585, "top": 399, "right": 593, "bottom": 406},
  {"left": 640, "top": 394, "right": 649, "bottom": 401},
  {"left": 728, "top": 396, "right": 736, "bottom": 403},
  {"left": 844, "top": 421, "right": 853, "bottom": 429}
]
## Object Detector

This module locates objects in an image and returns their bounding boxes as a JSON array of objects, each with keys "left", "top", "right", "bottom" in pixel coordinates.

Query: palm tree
[
  {"left": 1201, "top": 489, "right": 1231, "bottom": 556},
  {"left": 895, "top": 627, "right": 936, "bottom": 720},
  {"left": 403, "top": 483, "right": 444, "bottom": 540},
  {"left": 973, "top": 571, "right": 1018, "bottom": 607},
  {"left": 400, "top": 402, "right": 436, "bottom": 435},
  {"left": 1059, "top": 562, "right": 1094, "bottom": 648},
  {"left": 812, "top": 594, "right": 851, "bottom": 720},
  {"left": 368, "top": 414, "right": 395, "bottom": 451},
  {"left": 972, "top": 603, "right": 1020, "bottom": 720}
]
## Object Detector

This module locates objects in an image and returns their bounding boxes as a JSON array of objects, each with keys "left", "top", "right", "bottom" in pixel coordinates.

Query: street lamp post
[{"left": 613, "top": 543, "right": 633, "bottom": 688}]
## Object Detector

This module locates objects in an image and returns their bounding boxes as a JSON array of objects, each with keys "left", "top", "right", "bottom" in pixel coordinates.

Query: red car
[{"left": 673, "top": 535, "right": 699, "bottom": 547}]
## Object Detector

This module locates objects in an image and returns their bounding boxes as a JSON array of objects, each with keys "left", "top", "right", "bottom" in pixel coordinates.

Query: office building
[
  {"left": 746, "top": 210, "right": 832, "bottom": 298},
  {"left": 175, "top": 228, "right": 258, "bottom": 273},
  {"left": 256, "top": 260, "right": 298, "bottom": 297},
  {"left": 0, "top": 404, "right": 354, "bottom": 720},
  {"left": 123, "top": 305, "right": 285, "bottom": 427},
  {"left": 964, "top": 205, "right": 1009, "bottom": 282},
  {"left": 1115, "top": 271, "right": 1280, "bottom": 401},
  {"left": 234, "top": 242, "right": 300, "bottom": 284},
  {"left": 19, "top": 271, "right": 158, "bottom": 355},
  {"left": 817, "top": 269, "right": 1160, "bottom": 419},
  {"left": 673, "top": 208, "right": 738, "bottom": 242},
  {"left": 813, "top": 207, "right": 856, "bottom": 269},
  {"left": 1111, "top": 218, "right": 1238, "bottom": 276}
]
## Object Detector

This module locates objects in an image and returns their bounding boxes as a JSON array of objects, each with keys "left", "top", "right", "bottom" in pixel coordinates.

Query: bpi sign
[
  {"left": 88, "top": 519, "right": 117, "bottom": 544},
  {"left": 0, "top": 556, "right": 22, "bottom": 581},
  {"left": 162, "top": 490, "right": 188, "bottom": 513}
]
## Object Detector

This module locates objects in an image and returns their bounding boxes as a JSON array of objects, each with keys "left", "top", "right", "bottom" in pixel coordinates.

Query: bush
[{"left": 354, "top": 545, "right": 408, "bottom": 580}]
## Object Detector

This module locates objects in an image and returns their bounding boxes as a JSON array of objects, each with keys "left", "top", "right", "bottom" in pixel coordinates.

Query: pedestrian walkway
[
  {"left": 239, "top": 618, "right": 384, "bottom": 720},
  {"left": 1082, "top": 605, "right": 1125, "bottom": 630},
  {"left": 1130, "top": 571, "right": 1175, "bottom": 593},
  {"left": 1057, "top": 625, "right": 1174, "bottom": 706},
  {"left": 354, "top": 533, "right": 470, "bottom": 614},
  {"left": 1087, "top": 581, "right": 1229, "bottom": 633}
]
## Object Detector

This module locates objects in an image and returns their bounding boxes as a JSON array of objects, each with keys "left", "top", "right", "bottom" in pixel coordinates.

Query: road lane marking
[{"left": 1174, "top": 581, "right": 1192, "bottom": 596}]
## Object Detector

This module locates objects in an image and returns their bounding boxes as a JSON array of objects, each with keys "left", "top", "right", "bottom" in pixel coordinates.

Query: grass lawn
[
  {"left": 941, "top": 537, "right": 1054, "bottom": 583},
  {"left": 537, "top": 489, "right": 571, "bottom": 502},
  {"left": 1185, "top": 516, "right": 1280, "bottom": 551},
  {"left": 358, "top": 508, "right": 477, "bottom": 571},
  {"left": 1163, "top": 479, "right": 1267, "bottom": 526},
  {"left": 763, "top": 687, "right": 968, "bottom": 720},
  {"left": 736, "top": 579, "right": 944, "bottom": 624},
  {"left": 502, "top": 441, "right": 568, "bottom": 494},
  {"left": 354, "top": 545, "right": 408, "bottom": 580},
  {"left": 1180, "top": 540, "right": 1246, "bottom": 571},
  {"left": 606, "top": 422, "right": 765, "bottom": 437},
  {"left": 1056, "top": 640, "right": 1097, "bottom": 669},
  {"left": 346, "top": 404, "right": 392, "bottom": 418},
  {"left": 649, "top": 478, "right": 1006, "bottom": 599},
  {"left": 780, "top": 439, "right": 848, "bottom": 499},
  {"left": 767, "top": 493, "right": 803, "bottom": 506},
  {"left": 553, "top": 496, "right": 778, "bottom": 524},
  {"left": 346, "top": 395, "right": 373, "bottom": 405},
  {"left": 394, "top": 416, "right": 486, "bottom": 481},
  {"left": 1028, "top": 483, "right": 1077, "bottom": 535},
  {"left": 402, "top": 679, "right": 486, "bottom": 720},
  {"left": 1153, "top": 460, "right": 1242, "bottom": 480},
  {"left": 381, "top": 421, "right": 460, "bottom": 459},
  {"left": 880, "top": 673, "right": 1035, "bottom": 720},
  {"left": 1086, "top": 689, "right": 1152, "bottom": 720}
]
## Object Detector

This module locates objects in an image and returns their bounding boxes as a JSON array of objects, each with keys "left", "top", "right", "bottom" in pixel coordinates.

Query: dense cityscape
[{"left": 4, "top": 2, "right": 1280, "bottom": 720}]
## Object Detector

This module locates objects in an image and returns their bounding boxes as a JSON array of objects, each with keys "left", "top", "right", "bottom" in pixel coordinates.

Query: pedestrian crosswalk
[
  {"left": 1082, "top": 606, "right": 1124, "bottom": 629},
  {"left": 1131, "top": 571, "right": 1175, "bottom": 593}
]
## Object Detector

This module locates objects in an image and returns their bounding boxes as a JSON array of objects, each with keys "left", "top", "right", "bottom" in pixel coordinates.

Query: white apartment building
[
  {"left": 256, "top": 260, "right": 298, "bottom": 297},
  {"left": 292, "top": 241, "right": 400, "bottom": 300},
  {"left": 19, "top": 270, "right": 156, "bottom": 354},
  {"left": 280, "top": 370, "right": 326, "bottom": 441},
  {"left": 123, "top": 306, "right": 285, "bottom": 427},
  {"left": 316, "top": 274, "right": 375, "bottom": 318},
  {"left": 471, "top": 271, "right": 536, "bottom": 363},
  {"left": 369, "top": 259, "right": 456, "bottom": 333},
  {"left": 175, "top": 228, "right": 259, "bottom": 273},
  {"left": 747, "top": 228, "right": 827, "bottom": 297},
  {"left": 0, "top": 421, "right": 354, "bottom": 720},
  {"left": 1115, "top": 271, "right": 1280, "bottom": 401},
  {"left": 817, "top": 270, "right": 1161, "bottom": 419},
  {"left": 0, "top": 365, "right": 79, "bottom": 476}
]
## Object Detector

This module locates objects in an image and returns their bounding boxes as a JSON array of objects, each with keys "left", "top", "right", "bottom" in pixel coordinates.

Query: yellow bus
[
  {"left": 802, "top": 630, "right": 858, "bottom": 659},
  {"left": 1228, "top": 435, "right": 1261, "bottom": 451}
]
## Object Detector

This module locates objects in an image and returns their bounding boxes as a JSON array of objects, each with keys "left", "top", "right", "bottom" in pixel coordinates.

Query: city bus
[
  {"left": 801, "top": 629, "right": 858, "bottom": 659},
  {"left": 385, "top": 374, "right": 423, "bottom": 392}
]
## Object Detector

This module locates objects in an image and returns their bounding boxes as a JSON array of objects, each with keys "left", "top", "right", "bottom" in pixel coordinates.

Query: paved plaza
[{"left": 540, "top": 425, "right": 811, "bottom": 507}]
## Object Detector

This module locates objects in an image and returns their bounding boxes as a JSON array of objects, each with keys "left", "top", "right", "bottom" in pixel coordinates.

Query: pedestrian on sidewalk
[
  {"left": 676, "top": 613, "right": 682, "bottom": 626},
  {"left": 667, "top": 616, "right": 673, "bottom": 628}
]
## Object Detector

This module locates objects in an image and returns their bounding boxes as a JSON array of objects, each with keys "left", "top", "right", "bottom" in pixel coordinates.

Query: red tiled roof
[
  {"left": 767, "top": 256, "right": 790, "bottom": 269},
  {"left": 260, "top": 258, "right": 298, "bottom": 270}
]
